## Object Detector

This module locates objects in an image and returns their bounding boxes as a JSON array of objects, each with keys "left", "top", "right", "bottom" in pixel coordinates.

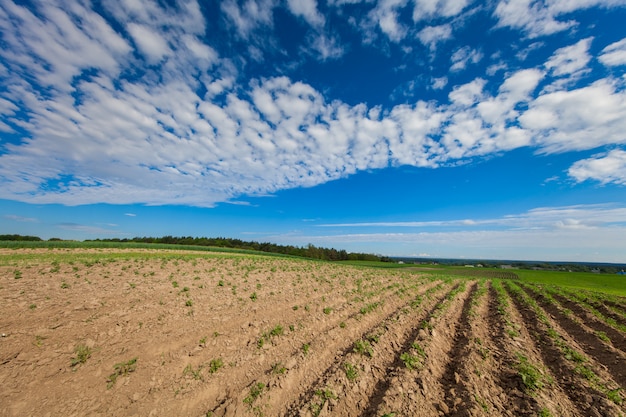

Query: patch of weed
[
  {"left": 344, "top": 362, "right": 358, "bottom": 381},
  {"left": 71, "top": 344, "right": 93, "bottom": 367},
  {"left": 107, "top": 358, "right": 137, "bottom": 389}
]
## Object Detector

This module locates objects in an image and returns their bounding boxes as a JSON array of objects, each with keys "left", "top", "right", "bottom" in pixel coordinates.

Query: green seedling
[
  {"left": 208, "top": 358, "right": 224, "bottom": 374},
  {"left": 243, "top": 382, "right": 265, "bottom": 405},
  {"left": 344, "top": 362, "right": 358, "bottom": 381},
  {"left": 71, "top": 344, "right": 93, "bottom": 367},
  {"left": 107, "top": 358, "right": 137, "bottom": 389},
  {"left": 353, "top": 339, "right": 374, "bottom": 357}
]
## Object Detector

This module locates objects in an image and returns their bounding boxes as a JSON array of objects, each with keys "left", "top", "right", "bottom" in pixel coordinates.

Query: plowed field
[{"left": 1, "top": 249, "right": 625, "bottom": 416}]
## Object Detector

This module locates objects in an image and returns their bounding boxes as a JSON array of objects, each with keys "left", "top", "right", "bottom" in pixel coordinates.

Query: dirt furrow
[
  {"left": 361, "top": 281, "right": 474, "bottom": 417},
  {"left": 522, "top": 285, "right": 626, "bottom": 389},
  {"left": 279, "top": 281, "right": 452, "bottom": 417},
  {"left": 438, "top": 282, "right": 479, "bottom": 416},
  {"left": 548, "top": 290, "right": 626, "bottom": 353},
  {"left": 506, "top": 282, "right": 625, "bottom": 416},
  {"left": 490, "top": 280, "right": 582, "bottom": 416},
  {"left": 211, "top": 280, "right": 445, "bottom": 416},
  {"left": 485, "top": 283, "right": 540, "bottom": 416}
]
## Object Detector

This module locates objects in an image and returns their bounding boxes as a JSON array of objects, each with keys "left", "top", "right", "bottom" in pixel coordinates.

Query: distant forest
[
  {"left": 0, "top": 234, "right": 386, "bottom": 262},
  {"left": 91, "top": 236, "right": 388, "bottom": 261}
]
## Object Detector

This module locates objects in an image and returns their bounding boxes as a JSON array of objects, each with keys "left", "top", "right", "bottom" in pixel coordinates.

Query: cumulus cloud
[
  {"left": 417, "top": 24, "right": 453, "bottom": 51},
  {"left": 495, "top": 0, "right": 626, "bottom": 38},
  {"left": 366, "top": 0, "right": 409, "bottom": 42},
  {"left": 286, "top": 0, "right": 325, "bottom": 27},
  {"left": 569, "top": 149, "right": 626, "bottom": 185},
  {"left": 412, "top": 0, "right": 470, "bottom": 21},
  {"left": 220, "top": 0, "right": 276, "bottom": 38},
  {"left": 545, "top": 37, "right": 593, "bottom": 77},
  {"left": 599, "top": 38, "right": 626, "bottom": 67},
  {"left": 520, "top": 80, "right": 626, "bottom": 153},
  {"left": 450, "top": 46, "right": 483, "bottom": 71}
]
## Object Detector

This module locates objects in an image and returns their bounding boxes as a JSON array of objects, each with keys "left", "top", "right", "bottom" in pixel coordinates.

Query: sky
[{"left": 1, "top": 0, "right": 626, "bottom": 263}]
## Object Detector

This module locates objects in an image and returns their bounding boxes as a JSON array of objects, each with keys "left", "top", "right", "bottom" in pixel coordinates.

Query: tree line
[{"left": 88, "top": 236, "right": 385, "bottom": 262}]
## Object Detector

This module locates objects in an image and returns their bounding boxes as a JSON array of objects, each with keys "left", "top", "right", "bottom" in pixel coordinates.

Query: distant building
[{"left": 500, "top": 265, "right": 514, "bottom": 269}]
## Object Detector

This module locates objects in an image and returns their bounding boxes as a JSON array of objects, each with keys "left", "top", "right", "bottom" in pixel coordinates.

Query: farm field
[{"left": 1, "top": 248, "right": 626, "bottom": 416}]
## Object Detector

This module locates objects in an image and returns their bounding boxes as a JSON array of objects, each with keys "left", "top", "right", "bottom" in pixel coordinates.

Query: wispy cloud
[
  {"left": 4, "top": 214, "right": 38, "bottom": 223},
  {"left": 319, "top": 204, "right": 626, "bottom": 230},
  {"left": 56, "top": 222, "right": 123, "bottom": 235}
]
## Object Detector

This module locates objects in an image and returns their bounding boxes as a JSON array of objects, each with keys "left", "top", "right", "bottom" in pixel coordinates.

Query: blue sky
[{"left": 1, "top": 0, "right": 626, "bottom": 262}]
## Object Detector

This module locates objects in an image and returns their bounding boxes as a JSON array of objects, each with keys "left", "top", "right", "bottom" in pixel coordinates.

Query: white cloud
[
  {"left": 4, "top": 214, "right": 38, "bottom": 222},
  {"left": 494, "top": 0, "right": 626, "bottom": 38},
  {"left": 292, "top": 204, "right": 626, "bottom": 262},
  {"left": 599, "top": 38, "right": 626, "bottom": 67},
  {"left": 220, "top": 0, "right": 276, "bottom": 38},
  {"left": 417, "top": 24, "right": 453, "bottom": 51},
  {"left": 366, "top": 0, "right": 409, "bottom": 42},
  {"left": 448, "top": 78, "right": 486, "bottom": 106},
  {"left": 412, "top": 0, "right": 470, "bottom": 21},
  {"left": 320, "top": 204, "right": 626, "bottom": 229},
  {"left": 569, "top": 149, "right": 626, "bottom": 185},
  {"left": 520, "top": 79, "right": 626, "bottom": 153},
  {"left": 286, "top": 0, "right": 325, "bottom": 27},
  {"left": 127, "top": 23, "right": 170, "bottom": 63},
  {"left": 450, "top": 46, "right": 482, "bottom": 71},
  {"left": 545, "top": 37, "right": 592, "bottom": 76},
  {"left": 308, "top": 33, "right": 347, "bottom": 60},
  {"left": 431, "top": 76, "right": 448, "bottom": 89}
]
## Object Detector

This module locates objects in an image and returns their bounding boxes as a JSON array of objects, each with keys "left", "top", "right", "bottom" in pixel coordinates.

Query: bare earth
[{"left": 1, "top": 249, "right": 625, "bottom": 417}]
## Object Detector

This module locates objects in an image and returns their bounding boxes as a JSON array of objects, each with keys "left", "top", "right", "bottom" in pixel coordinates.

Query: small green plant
[
  {"left": 269, "top": 325, "right": 284, "bottom": 337},
  {"left": 172, "top": 281, "right": 179, "bottom": 288},
  {"left": 217, "top": 280, "right": 224, "bottom": 287},
  {"left": 71, "top": 344, "right": 93, "bottom": 367},
  {"left": 183, "top": 363, "right": 203, "bottom": 380},
  {"left": 353, "top": 339, "right": 374, "bottom": 357},
  {"left": 107, "top": 358, "right": 137, "bottom": 389},
  {"left": 243, "top": 382, "right": 265, "bottom": 405},
  {"left": 33, "top": 335, "right": 46, "bottom": 347},
  {"left": 339, "top": 321, "right": 346, "bottom": 329},
  {"left": 344, "top": 362, "right": 358, "bottom": 381},
  {"left": 310, "top": 387, "right": 337, "bottom": 417},
  {"left": 596, "top": 331, "right": 610, "bottom": 344},
  {"left": 14, "top": 270, "right": 22, "bottom": 279},
  {"left": 29, "top": 303, "right": 36, "bottom": 310},
  {"left": 323, "top": 307, "right": 332, "bottom": 315},
  {"left": 185, "top": 299, "right": 193, "bottom": 307},
  {"left": 208, "top": 358, "right": 224, "bottom": 374},
  {"left": 61, "top": 281, "right": 70, "bottom": 289},
  {"left": 302, "top": 343, "right": 310, "bottom": 355},
  {"left": 271, "top": 362, "right": 287, "bottom": 374},
  {"left": 250, "top": 292, "right": 258, "bottom": 301},
  {"left": 400, "top": 352, "right": 423, "bottom": 370},
  {"left": 606, "top": 387, "right": 622, "bottom": 405},
  {"left": 515, "top": 353, "right": 546, "bottom": 392},
  {"left": 538, "top": 408, "right": 554, "bottom": 417},
  {"left": 199, "top": 336, "right": 207, "bottom": 346},
  {"left": 292, "top": 305, "right": 299, "bottom": 311},
  {"left": 474, "top": 395, "right": 489, "bottom": 412}
]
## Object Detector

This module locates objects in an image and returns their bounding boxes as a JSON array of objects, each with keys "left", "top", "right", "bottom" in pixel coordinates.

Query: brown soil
[{"left": 2, "top": 249, "right": 626, "bottom": 417}]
